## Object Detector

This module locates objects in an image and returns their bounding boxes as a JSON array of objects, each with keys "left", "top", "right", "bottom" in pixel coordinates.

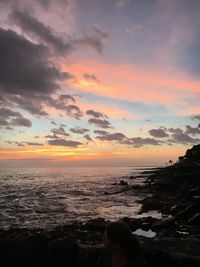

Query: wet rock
[
  {"left": 138, "top": 196, "right": 164, "bottom": 213},
  {"left": 120, "top": 180, "right": 128, "bottom": 186},
  {"left": 82, "top": 218, "right": 107, "bottom": 232}
]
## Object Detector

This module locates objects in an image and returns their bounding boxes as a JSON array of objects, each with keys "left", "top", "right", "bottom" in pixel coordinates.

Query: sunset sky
[{"left": 0, "top": 0, "right": 200, "bottom": 167}]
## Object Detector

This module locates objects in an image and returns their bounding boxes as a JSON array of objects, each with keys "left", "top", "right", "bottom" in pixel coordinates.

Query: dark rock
[
  {"left": 175, "top": 204, "right": 200, "bottom": 221},
  {"left": 170, "top": 204, "right": 187, "bottom": 215},
  {"left": 82, "top": 218, "right": 107, "bottom": 232},
  {"left": 138, "top": 196, "right": 164, "bottom": 213},
  {"left": 152, "top": 217, "right": 175, "bottom": 231},
  {"left": 188, "top": 213, "right": 200, "bottom": 225},
  {"left": 169, "top": 252, "right": 200, "bottom": 267},
  {"left": 120, "top": 180, "right": 128, "bottom": 186},
  {"left": 192, "top": 196, "right": 200, "bottom": 203}
]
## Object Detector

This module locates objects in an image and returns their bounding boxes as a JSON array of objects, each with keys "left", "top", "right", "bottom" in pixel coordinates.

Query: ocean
[{"left": 0, "top": 166, "right": 158, "bottom": 229}]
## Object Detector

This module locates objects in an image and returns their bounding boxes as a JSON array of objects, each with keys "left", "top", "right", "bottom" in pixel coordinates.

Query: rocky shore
[{"left": 1, "top": 144, "right": 200, "bottom": 267}]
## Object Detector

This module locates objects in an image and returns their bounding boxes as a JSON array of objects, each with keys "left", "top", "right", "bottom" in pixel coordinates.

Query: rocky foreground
[{"left": 1, "top": 145, "right": 200, "bottom": 267}]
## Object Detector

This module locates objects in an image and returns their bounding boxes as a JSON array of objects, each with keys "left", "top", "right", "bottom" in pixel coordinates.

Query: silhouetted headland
[{"left": 1, "top": 144, "right": 200, "bottom": 266}]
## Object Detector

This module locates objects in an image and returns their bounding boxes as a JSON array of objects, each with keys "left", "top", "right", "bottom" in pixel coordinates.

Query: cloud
[
  {"left": 149, "top": 128, "right": 169, "bottom": 138},
  {"left": 0, "top": 107, "right": 21, "bottom": 118},
  {"left": 66, "top": 105, "right": 83, "bottom": 119},
  {"left": 70, "top": 127, "right": 89, "bottom": 134},
  {"left": 51, "top": 121, "right": 57, "bottom": 125},
  {"left": 185, "top": 125, "right": 200, "bottom": 136},
  {"left": 122, "top": 137, "right": 162, "bottom": 148},
  {"left": 83, "top": 134, "right": 93, "bottom": 141},
  {"left": 11, "top": 117, "right": 32, "bottom": 127},
  {"left": 96, "top": 132, "right": 126, "bottom": 141},
  {"left": 45, "top": 134, "right": 59, "bottom": 139},
  {"left": 86, "top": 109, "right": 107, "bottom": 118},
  {"left": 167, "top": 128, "right": 184, "bottom": 134},
  {"left": 51, "top": 126, "right": 69, "bottom": 137},
  {"left": 0, "top": 28, "right": 69, "bottom": 97},
  {"left": 94, "top": 130, "right": 109, "bottom": 135},
  {"left": 8, "top": 95, "right": 49, "bottom": 116},
  {"left": 48, "top": 138, "right": 82, "bottom": 147},
  {"left": 11, "top": 10, "right": 73, "bottom": 56},
  {"left": 0, "top": 107, "right": 32, "bottom": 128},
  {"left": 83, "top": 73, "right": 99, "bottom": 83},
  {"left": 11, "top": 10, "right": 107, "bottom": 55},
  {"left": 169, "top": 133, "right": 200, "bottom": 145},
  {"left": 26, "top": 142, "right": 43, "bottom": 146},
  {"left": 6, "top": 93, "right": 80, "bottom": 118},
  {"left": 59, "top": 94, "right": 76, "bottom": 103},
  {"left": 5, "top": 141, "right": 25, "bottom": 147},
  {"left": 88, "top": 118, "right": 112, "bottom": 129}
]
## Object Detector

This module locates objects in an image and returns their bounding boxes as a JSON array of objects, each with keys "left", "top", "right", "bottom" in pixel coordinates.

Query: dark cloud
[
  {"left": 0, "top": 107, "right": 32, "bottom": 128},
  {"left": 11, "top": 10, "right": 73, "bottom": 55},
  {"left": 8, "top": 95, "right": 49, "bottom": 116},
  {"left": 45, "top": 134, "right": 59, "bottom": 139},
  {"left": 169, "top": 133, "right": 200, "bottom": 145},
  {"left": 0, "top": 28, "right": 69, "bottom": 97},
  {"left": 185, "top": 125, "right": 200, "bottom": 136},
  {"left": 83, "top": 73, "right": 99, "bottom": 83},
  {"left": 26, "top": 142, "right": 43, "bottom": 146},
  {"left": 59, "top": 94, "right": 76, "bottom": 103},
  {"left": 96, "top": 132, "right": 126, "bottom": 141},
  {"left": 4, "top": 93, "right": 80, "bottom": 119},
  {"left": 5, "top": 141, "right": 25, "bottom": 147},
  {"left": 48, "top": 138, "right": 82, "bottom": 147},
  {"left": 88, "top": 118, "right": 112, "bottom": 129},
  {"left": 51, "top": 121, "right": 57, "bottom": 125},
  {"left": 167, "top": 128, "right": 183, "bottom": 134},
  {"left": 66, "top": 105, "right": 83, "bottom": 120},
  {"left": 94, "top": 130, "right": 109, "bottom": 135},
  {"left": 0, "top": 107, "right": 21, "bottom": 118},
  {"left": 51, "top": 126, "right": 69, "bottom": 137},
  {"left": 11, "top": 10, "right": 106, "bottom": 55},
  {"left": 86, "top": 109, "right": 107, "bottom": 118},
  {"left": 149, "top": 128, "right": 169, "bottom": 138},
  {"left": 11, "top": 117, "right": 32, "bottom": 127},
  {"left": 83, "top": 134, "right": 93, "bottom": 141},
  {"left": 70, "top": 127, "right": 89, "bottom": 134},
  {"left": 122, "top": 137, "right": 161, "bottom": 148}
]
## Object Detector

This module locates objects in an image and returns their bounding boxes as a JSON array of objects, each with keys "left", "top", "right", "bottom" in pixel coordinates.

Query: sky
[{"left": 0, "top": 0, "right": 200, "bottom": 167}]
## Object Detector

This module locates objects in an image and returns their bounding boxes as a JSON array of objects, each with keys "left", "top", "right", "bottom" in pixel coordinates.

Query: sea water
[{"left": 0, "top": 166, "right": 157, "bottom": 229}]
